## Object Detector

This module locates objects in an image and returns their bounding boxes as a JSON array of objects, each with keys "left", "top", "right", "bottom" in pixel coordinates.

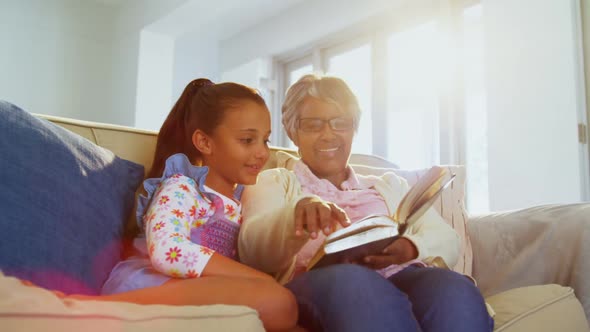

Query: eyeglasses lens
[{"left": 298, "top": 118, "right": 353, "bottom": 132}]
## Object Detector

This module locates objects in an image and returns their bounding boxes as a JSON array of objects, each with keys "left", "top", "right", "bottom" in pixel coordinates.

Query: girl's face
[
  {"left": 198, "top": 100, "right": 271, "bottom": 198},
  {"left": 292, "top": 97, "right": 354, "bottom": 187}
]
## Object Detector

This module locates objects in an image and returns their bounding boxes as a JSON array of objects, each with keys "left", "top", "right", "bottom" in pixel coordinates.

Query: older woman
[{"left": 238, "top": 74, "right": 493, "bottom": 332}]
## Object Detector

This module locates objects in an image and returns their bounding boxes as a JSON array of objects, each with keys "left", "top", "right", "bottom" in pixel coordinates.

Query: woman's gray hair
[{"left": 281, "top": 74, "right": 361, "bottom": 141}]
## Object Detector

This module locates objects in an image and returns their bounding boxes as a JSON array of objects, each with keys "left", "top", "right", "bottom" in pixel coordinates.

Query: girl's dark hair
[{"left": 147, "top": 78, "right": 267, "bottom": 178}]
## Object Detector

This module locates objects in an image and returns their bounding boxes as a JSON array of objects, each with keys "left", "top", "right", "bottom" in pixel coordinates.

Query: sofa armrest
[
  {"left": 467, "top": 203, "right": 590, "bottom": 321},
  {"left": 0, "top": 272, "right": 264, "bottom": 332}
]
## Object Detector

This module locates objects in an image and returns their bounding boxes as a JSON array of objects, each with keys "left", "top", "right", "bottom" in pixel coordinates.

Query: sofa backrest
[{"left": 36, "top": 114, "right": 399, "bottom": 174}]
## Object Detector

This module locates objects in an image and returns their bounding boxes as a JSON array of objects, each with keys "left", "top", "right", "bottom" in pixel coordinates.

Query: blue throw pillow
[{"left": 0, "top": 101, "right": 144, "bottom": 295}]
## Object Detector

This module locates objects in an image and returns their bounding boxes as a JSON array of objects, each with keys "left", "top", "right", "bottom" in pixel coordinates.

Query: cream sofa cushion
[
  {"left": 0, "top": 272, "right": 264, "bottom": 332},
  {"left": 488, "top": 284, "right": 589, "bottom": 332},
  {"left": 469, "top": 203, "right": 590, "bottom": 321}
]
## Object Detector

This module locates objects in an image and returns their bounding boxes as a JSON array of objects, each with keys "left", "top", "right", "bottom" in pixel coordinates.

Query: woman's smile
[{"left": 316, "top": 146, "right": 341, "bottom": 158}]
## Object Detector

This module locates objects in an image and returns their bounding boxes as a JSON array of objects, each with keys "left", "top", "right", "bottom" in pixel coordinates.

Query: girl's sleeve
[{"left": 143, "top": 175, "right": 214, "bottom": 278}]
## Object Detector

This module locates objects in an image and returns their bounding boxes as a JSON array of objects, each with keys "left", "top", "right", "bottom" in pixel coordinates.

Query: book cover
[{"left": 307, "top": 166, "right": 455, "bottom": 271}]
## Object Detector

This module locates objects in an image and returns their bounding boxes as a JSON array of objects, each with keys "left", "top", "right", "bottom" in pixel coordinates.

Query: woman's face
[{"left": 292, "top": 97, "right": 354, "bottom": 185}]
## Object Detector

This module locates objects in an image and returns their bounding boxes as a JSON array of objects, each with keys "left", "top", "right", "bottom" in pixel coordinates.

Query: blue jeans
[{"left": 285, "top": 264, "right": 494, "bottom": 332}]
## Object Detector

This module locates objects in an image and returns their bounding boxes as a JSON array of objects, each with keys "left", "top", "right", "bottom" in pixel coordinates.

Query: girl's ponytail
[{"left": 147, "top": 78, "right": 213, "bottom": 178}]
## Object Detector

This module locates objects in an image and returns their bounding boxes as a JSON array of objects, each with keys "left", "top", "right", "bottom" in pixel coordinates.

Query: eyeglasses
[{"left": 296, "top": 117, "right": 354, "bottom": 132}]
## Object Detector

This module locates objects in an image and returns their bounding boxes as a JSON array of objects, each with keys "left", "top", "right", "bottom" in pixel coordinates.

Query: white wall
[
  {"left": 0, "top": 0, "right": 117, "bottom": 122},
  {"left": 134, "top": 30, "right": 175, "bottom": 131},
  {"left": 125, "top": 0, "right": 305, "bottom": 130},
  {"left": 172, "top": 32, "right": 220, "bottom": 108},
  {"left": 0, "top": 0, "right": 190, "bottom": 126},
  {"left": 219, "top": 0, "right": 402, "bottom": 72},
  {"left": 483, "top": 0, "right": 586, "bottom": 210},
  {"left": 221, "top": 58, "right": 269, "bottom": 88},
  {"left": 110, "top": 0, "right": 189, "bottom": 126},
  {"left": 133, "top": 30, "right": 221, "bottom": 131}
]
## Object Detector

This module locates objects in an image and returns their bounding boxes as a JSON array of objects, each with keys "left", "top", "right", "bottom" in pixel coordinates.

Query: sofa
[{"left": 0, "top": 101, "right": 589, "bottom": 331}]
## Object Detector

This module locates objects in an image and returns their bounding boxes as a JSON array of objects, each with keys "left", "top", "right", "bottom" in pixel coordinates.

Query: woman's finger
[
  {"left": 305, "top": 206, "right": 319, "bottom": 239},
  {"left": 294, "top": 198, "right": 348, "bottom": 238},
  {"left": 295, "top": 197, "right": 321, "bottom": 237},
  {"left": 317, "top": 204, "right": 333, "bottom": 236},
  {"left": 294, "top": 203, "right": 306, "bottom": 236},
  {"left": 329, "top": 203, "right": 351, "bottom": 228}
]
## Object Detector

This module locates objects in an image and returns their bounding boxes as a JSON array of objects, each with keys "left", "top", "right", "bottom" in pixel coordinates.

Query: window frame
[{"left": 275, "top": 0, "right": 480, "bottom": 167}]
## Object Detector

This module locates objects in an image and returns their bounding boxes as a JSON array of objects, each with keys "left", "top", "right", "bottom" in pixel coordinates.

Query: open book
[{"left": 307, "top": 166, "right": 456, "bottom": 270}]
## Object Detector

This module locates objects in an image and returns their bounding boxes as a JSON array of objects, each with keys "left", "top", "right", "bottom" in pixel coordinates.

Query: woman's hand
[
  {"left": 294, "top": 197, "right": 350, "bottom": 239},
  {"left": 360, "top": 238, "right": 418, "bottom": 270}
]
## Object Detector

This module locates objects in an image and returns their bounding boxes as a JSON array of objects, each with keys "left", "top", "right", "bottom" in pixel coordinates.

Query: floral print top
[{"left": 137, "top": 153, "right": 243, "bottom": 279}]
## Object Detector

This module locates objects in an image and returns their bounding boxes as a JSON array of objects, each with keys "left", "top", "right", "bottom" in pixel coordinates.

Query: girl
[{"left": 98, "top": 78, "right": 298, "bottom": 331}]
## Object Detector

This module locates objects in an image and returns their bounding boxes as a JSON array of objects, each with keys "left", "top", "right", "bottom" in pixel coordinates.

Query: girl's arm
[
  {"left": 144, "top": 175, "right": 216, "bottom": 278},
  {"left": 201, "top": 252, "right": 275, "bottom": 281}
]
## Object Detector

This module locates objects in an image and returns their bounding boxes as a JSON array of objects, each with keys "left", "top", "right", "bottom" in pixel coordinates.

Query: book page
[
  {"left": 393, "top": 166, "right": 448, "bottom": 224},
  {"left": 404, "top": 173, "right": 456, "bottom": 226},
  {"left": 324, "top": 224, "right": 399, "bottom": 254},
  {"left": 306, "top": 215, "right": 397, "bottom": 271},
  {"left": 325, "top": 214, "right": 396, "bottom": 243}
]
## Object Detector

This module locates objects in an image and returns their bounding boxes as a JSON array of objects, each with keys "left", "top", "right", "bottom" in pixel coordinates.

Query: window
[
  {"left": 283, "top": 59, "right": 314, "bottom": 149},
  {"left": 462, "top": 4, "right": 488, "bottom": 213},
  {"left": 288, "top": 64, "right": 313, "bottom": 88},
  {"left": 277, "top": 1, "right": 488, "bottom": 212},
  {"left": 326, "top": 43, "right": 373, "bottom": 154},
  {"left": 386, "top": 22, "right": 441, "bottom": 169}
]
